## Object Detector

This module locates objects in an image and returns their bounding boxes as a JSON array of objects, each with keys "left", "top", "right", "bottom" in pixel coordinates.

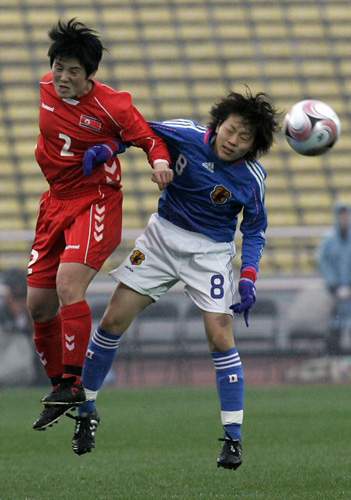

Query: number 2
[
  {"left": 28, "top": 249, "right": 39, "bottom": 275},
  {"left": 59, "top": 133, "right": 74, "bottom": 157}
]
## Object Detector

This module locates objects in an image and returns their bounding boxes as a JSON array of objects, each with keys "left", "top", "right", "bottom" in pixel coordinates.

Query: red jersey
[{"left": 35, "top": 72, "right": 171, "bottom": 195}]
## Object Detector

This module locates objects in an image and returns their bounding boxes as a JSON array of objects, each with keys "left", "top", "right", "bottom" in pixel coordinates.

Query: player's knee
[
  {"left": 56, "top": 274, "right": 83, "bottom": 305},
  {"left": 207, "top": 332, "right": 235, "bottom": 353},
  {"left": 100, "top": 306, "right": 130, "bottom": 335},
  {"left": 27, "top": 298, "right": 58, "bottom": 323},
  {"left": 27, "top": 289, "right": 59, "bottom": 323}
]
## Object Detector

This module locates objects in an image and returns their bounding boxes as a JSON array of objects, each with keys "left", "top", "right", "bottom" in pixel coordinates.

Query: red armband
[{"left": 240, "top": 267, "right": 258, "bottom": 283}]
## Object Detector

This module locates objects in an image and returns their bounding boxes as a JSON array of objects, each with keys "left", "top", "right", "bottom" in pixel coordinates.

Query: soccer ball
[{"left": 284, "top": 99, "right": 341, "bottom": 156}]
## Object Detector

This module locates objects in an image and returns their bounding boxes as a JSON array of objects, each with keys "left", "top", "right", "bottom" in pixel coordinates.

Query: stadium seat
[
  {"left": 150, "top": 61, "right": 186, "bottom": 80},
  {"left": 1, "top": 66, "right": 35, "bottom": 83},
  {"left": 120, "top": 296, "right": 186, "bottom": 383},
  {"left": 302, "top": 210, "right": 333, "bottom": 226},
  {"left": 216, "top": 24, "right": 250, "bottom": 40},
  {"left": 297, "top": 192, "right": 333, "bottom": 210},
  {"left": 258, "top": 39, "right": 291, "bottom": 57},
  {"left": 268, "top": 211, "right": 299, "bottom": 226},
  {"left": 0, "top": 46, "right": 31, "bottom": 63},
  {"left": 155, "top": 82, "right": 190, "bottom": 100},
  {"left": 1, "top": 0, "right": 351, "bottom": 278},
  {"left": 160, "top": 100, "right": 194, "bottom": 118},
  {"left": 146, "top": 43, "right": 180, "bottom": 61},
  {"left": 179, "top": 300, "right": 208, "bottom": 356},
  {"left": 0, "top": 9, "right": 23, "bottom": 25},
  {"left": 100, "top": 7, "right": 134, "bottom": 24},
  {"left": 112, "top": 62, "right": 148, "bottom": 81},
  {"left": 0, "top": 216, "right": 25, "bottom": 231},
  {"left": 22, "top": 177, "right": 48, "bottom": 196},
  {"left": 324, "top": 4, "right": 351, "bottom": 20},
  {"left": 235, "top": 297, "right": 280, "bottom": 353},
  {"left": 190, "top": 82, "right": 226, "bottom": 100},
  {"left": 183, "top": 42, "right": 218, "bottom": 60},
  {"left": 122, "top": 196, "right": 140, "bottom": 216},
  {"left": 288, "top": 155, "right": 325, "bottom": 171},
  {"left": 103, "top": 26, "right": 139, "bottom": 42},
  {"left": 3, "top": 85, "right": 37, "bottom": 102},
  {"left": 175, "top": 5, "right": 209, "bottom": 23},
  {"left": 128, "top": 298, "right": 183, "bottom": 357},
  {"left": 291, "top": 173, "right": 328, "bottom": 190},
  {"left": 254, "top": 23, "right": 289, "bottom": 39},
  {"left": 265, "top": 192, "right": 295, "bottom": 211},
  {"left": 226, "top": 61, "right": 260, "bottom": 79},
  {"left": 330, "top": 172, "right": 351, "bottom": 190},
  {"left": 142, "top": 25, "right": 177, "bottom": 41},
  {"left": 0, "top": 178, "right": 16, "bottom": 196},
  {"left": 24, "top": 9, "right": 59, "bottom": 25},
  {"left": 139, "top": 6, "right": 172, "bottom": 24},
  {"left": 0, "top": 198, "right": 22, "bottom": 215},
  {"left": 108, "top": 44, "right": 143, "bottom": 62},
  {"left": 287, "top": 285, "right": 333, "bottom": 354},
  {"left": 265, "top": 61, "right": 298, "bottom": 78},
  {"left": 212, "top": 5, "right": 246, "bottom": 23},
  {"left": 18, "top": 160, "right": 41, "bottom": 175},
  {"left": 326, "top": 22, "right": 351, "bottom": 39},
  {"left": 266, "top": 174, "right": 289, "bottom": 190}
]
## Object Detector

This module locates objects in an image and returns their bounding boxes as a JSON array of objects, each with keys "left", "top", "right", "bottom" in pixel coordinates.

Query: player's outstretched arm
[{"left": 83, "top": 141, "right": 126, "bottom": 177}]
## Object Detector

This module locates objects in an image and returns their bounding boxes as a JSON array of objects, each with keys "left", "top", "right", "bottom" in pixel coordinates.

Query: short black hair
[
  {"left": 208, "top": 87, "right": 281, "bottom": 158},
  {"left": 48, "top": 18, "right": 105, "bottom": 77}
]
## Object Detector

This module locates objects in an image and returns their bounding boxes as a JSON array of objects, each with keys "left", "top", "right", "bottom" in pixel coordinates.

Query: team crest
[
  {"left": 210, "top": 185, "right": 232, "bottom": 204},
  {"left": 130, "top": 250, "right": 146, "bottom": 265}
]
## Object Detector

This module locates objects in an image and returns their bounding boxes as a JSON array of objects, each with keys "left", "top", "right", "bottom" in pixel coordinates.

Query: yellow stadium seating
[{"left": 1, "top": 0, "right": 350, "bottom": 275}]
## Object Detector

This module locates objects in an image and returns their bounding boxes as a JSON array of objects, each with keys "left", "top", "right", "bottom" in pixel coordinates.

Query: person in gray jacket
[{"left": 318, "top": 202, "right": 351, "bottom": 354}]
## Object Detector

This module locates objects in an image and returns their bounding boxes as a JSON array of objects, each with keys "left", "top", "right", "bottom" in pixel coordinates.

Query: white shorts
[{"left": 110, "top": 213, "right": 236, "bottom": 314}]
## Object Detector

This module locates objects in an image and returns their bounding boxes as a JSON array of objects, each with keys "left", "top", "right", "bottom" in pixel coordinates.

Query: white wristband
[{"left": 153, "top": 159, "right": 170, "bottom": 168}]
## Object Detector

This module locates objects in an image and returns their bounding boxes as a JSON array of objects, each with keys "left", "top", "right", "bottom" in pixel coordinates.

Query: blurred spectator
[
  {"left": 318, "top": 203, "right": 351, "bottom": 354},
  {"left": 0, "top": 268, "right": 37, "bottom": 386}
]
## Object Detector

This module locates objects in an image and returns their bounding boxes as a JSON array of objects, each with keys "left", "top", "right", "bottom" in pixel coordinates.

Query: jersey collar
[{"left": 61, "top": 79, "right": 98, "bottom": 106}]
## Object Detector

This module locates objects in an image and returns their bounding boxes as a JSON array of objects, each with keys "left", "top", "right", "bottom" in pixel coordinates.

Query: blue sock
[
  {"left": 211, "top": 347, "right": 245, "bottom": 441},
  {"left": 79, "top": 325, "right": 121, "bottom": 416}
]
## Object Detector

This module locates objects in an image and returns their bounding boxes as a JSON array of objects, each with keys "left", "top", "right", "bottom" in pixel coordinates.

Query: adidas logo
[{"left": 202, "top": 162, "right": 214, "bottom": 172}]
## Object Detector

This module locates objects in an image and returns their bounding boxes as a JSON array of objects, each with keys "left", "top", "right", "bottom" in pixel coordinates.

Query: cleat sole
[
  {"left": 217, "top": 461, "right": 242, "bottom": 470},
  {"left": 33, "top": 405, "right": 76, "bottom": 431},
  {"left": 43, "top": 400, "right": 85, "bottom": 406}
]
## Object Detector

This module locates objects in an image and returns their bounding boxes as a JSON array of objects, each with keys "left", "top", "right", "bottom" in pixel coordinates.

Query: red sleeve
[{"left": 112, "top": 92, "right": 171, "bottom": 167}]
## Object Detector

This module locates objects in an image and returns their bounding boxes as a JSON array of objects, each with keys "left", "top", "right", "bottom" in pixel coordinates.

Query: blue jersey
[{"left": 149, "top": 119, "right": 268, "bottom": 273}]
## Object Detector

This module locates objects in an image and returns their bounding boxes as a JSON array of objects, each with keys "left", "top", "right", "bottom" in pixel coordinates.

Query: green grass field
[{"left": 0, "top": 385, "right": 350, "bottom": 500}]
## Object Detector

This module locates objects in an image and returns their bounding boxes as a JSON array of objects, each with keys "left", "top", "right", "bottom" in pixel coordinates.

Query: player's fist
[
  {"left": 151, "top": 161, "right": 174, "bottom": 190},
  {"left": 83, "top": 141, "right": 126, "bottom": 177}
]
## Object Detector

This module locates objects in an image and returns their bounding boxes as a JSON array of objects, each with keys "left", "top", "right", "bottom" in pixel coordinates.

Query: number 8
[
  {"left": 175, "top": 153, "right": 187, "bottom": 175},
  {"left": 210, "top": 274, "right": 224, "bottom": 299}
]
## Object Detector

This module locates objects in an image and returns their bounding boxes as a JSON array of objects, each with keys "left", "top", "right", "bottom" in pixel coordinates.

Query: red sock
[
  {"left": 60, "top": 300, "right": 92, "bottom": 383},
  {"left": 34, "top": 314, "right": 63, "bottom": 388}
]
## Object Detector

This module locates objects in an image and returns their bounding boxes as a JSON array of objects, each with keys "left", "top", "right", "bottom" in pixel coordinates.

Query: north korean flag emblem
[{"left": 79, "top": 114, "right": 102, "bottom": 131}]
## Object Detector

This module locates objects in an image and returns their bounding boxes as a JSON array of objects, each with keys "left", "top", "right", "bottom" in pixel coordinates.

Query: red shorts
[{"left": 27, "top": 186, "right": 123, "bottom": 288}]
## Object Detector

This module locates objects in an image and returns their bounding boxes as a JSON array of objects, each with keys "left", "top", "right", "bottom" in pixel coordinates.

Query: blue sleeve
[
  {"left": 149, "top": 121, "right": 182, "bottom": 144},
  {"left": 240, "top": 182, "right": 267, "bottom": 273}
]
